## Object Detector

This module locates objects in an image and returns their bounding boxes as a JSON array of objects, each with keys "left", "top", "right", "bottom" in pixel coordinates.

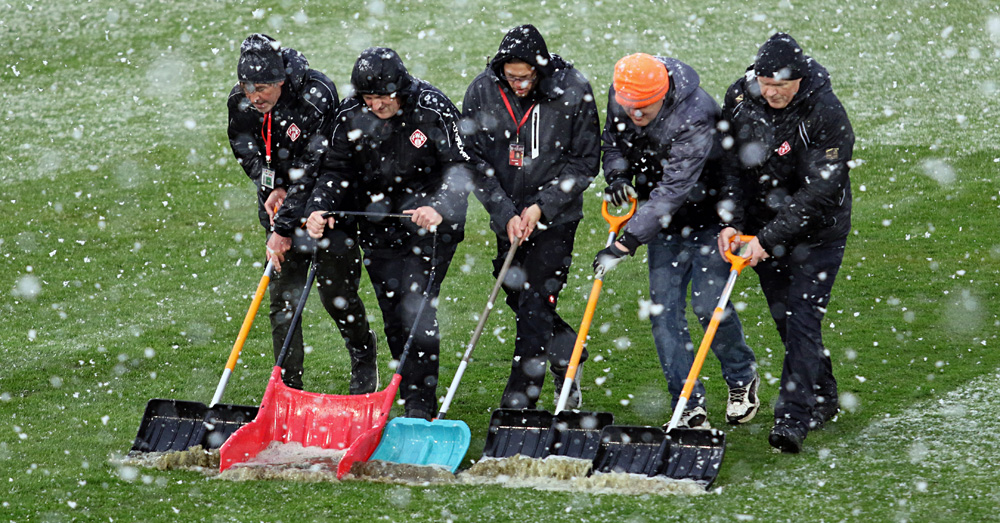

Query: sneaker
[
  {"left": 768, "top": 418, "right": 807, "bottom": 453},
  {"left": 553, "top": 364, "right": 583, "bottom": 409},
  {"left": 810, "top": 394, "right": 840, "bottom": 429},
  {"left": 349, "top": 329, "right": 380, "bottom": 395},
  {"left": 726, "top": 371, "right": 761, "bottom": 424},
  {"left": 666, "top": 405, "right": 712, "bottom": 430}
]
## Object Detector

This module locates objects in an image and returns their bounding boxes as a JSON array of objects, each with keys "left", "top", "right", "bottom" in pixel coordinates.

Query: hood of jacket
[
  {"left": 277, "top": 46, "right": 310, "bottom": 96},
  {"left": 488, "top": 24, "right": 573, "bottom": 100}
]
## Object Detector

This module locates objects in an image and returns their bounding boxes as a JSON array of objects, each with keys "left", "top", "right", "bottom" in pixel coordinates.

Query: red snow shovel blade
[
  {"left": 219, "top": 367, "right": 399, "bottom": 479},
  {"left": 658, "top": 428, "right": 726, "bottom": 487}
]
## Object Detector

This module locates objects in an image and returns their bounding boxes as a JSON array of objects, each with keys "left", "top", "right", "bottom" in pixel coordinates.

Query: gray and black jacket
[
  {"left": 227, "top": 47, "right": 339, "bottom": 237},
  {"left": 720, "top": 58, "right": 854, "bottom": 254},
  {"left": 463, "top": 24, "right": 600, "bottom": 236},
  {"left": 602, "top": 57, "right": 725, "bottom": 249}
]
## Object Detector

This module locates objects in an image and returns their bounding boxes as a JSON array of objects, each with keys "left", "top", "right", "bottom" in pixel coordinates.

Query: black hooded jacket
[
  {"left": 227, "top": 46, "right": 339, "bottom": 237},
  {"left": 463, "top": 24, "right": 600, "bottom": 235},
  {"left": 306, "top": 52, "right": 473, "bottom": 256},
  {"left": 602, "top": 57, "right": 726, "bottom": 245},
  {"left": 720, "top": 58, "right": 854, "bottom": 253}
]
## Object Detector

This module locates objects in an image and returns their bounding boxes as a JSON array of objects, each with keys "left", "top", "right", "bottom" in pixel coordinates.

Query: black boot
[{"left": 349, "top": 329, "right": 379, "bottom": 394}]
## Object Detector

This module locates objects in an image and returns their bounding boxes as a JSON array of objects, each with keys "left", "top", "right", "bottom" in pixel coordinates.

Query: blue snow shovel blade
[{"left": 369, "top": 417, "right": 472, "bottom": 473}]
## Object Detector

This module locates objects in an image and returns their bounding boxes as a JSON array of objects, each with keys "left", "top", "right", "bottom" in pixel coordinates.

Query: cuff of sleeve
[{"left": 619, "top": 231, "right": 642, "bottom": 255}]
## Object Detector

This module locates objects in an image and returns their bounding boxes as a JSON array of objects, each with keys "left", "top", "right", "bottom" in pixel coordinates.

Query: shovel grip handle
[
  {"left": 724, "top": 235, "right": 756, "bottom": 274},
  {"left": 601, "top": 198, "right": 637, "bottom": 235}
]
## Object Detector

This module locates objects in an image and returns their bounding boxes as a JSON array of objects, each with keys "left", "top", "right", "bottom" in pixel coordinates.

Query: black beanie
[
  {"left": 754, "top": 32, "right": 806, "bottom": 80},
  {"left": 351, "top": 47, "right": 411, "bottom": 96},
  {"left": 237, "top": 34, "right": 286, "bottom": 84}
]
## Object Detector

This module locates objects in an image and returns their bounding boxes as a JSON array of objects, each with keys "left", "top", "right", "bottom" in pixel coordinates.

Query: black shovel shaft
[
  {"left": 275, "top": 250, "right": 321, "bottom": 369},
  {"left": 323, "top": 210, "right": 410, "bottom": 219}
]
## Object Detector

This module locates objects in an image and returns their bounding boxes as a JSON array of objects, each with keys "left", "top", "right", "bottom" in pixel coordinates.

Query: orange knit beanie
[{"left": 613, "top": 53, "right": 670, "bottom": 108}]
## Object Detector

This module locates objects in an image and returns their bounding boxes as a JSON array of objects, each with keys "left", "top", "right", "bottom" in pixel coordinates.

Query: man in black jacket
[
  {"left": 463, "top": 25, "right": 600, "bottom": 410},
  {"left": 227, "top": 34, "right": 376, "bottom": 393},
  {"left": 718, "top": 33, "right": 854, "bottom": 453},
  {"left": 594, "top": 53, "right": 758, "bottom": 429},
  {"left": 305, "top": 47, "right": 473, "bottom": 420}
]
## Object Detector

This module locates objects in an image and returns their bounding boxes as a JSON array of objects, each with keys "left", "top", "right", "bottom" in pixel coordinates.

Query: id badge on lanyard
[
  {"left": 508, "top": 144, "right": 525, "bottom": 167},
  {"left": 499, "top": 86, "right": 534, "bottom": 168},
  {"left": 261, "top": 112, "right": 275, "bottom": 189}
]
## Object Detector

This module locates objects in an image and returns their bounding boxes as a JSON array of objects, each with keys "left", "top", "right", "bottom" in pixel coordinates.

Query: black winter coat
[
  {"left": 720, "top": 58, "right": 854, "bottom": 254},
  {"left": 602, "top": 57, "right": 725, "bottom": 244},
  {"left": 463, "top": 25, "right": 600, "bottom": 235},
  {"left": 227, "top": 47, "right": 339, "bottom": 237},
  {"left": 306, "top": 78, "right": 473, "bottom": 256}
]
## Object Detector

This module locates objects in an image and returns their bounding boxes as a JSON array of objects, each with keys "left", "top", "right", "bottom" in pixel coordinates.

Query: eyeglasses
[{"left": 503, "top": 74, "right": 537, "bottom": 85}]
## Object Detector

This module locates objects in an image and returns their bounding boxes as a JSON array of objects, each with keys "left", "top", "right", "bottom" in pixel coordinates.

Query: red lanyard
[
  {"left": 261, "top": 113, "right": 272, "bottom": 165},
  {"left": 498, "top": 86, "right": 535, "bottom": 138}
]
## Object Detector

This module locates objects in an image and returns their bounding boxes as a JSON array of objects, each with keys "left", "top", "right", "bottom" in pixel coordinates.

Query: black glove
[
  {"left": 604, "top": 179, "right": 637, "bottom": 207},
  {"left": 593, "top": 243, "right": 630, "bottom": 275}
]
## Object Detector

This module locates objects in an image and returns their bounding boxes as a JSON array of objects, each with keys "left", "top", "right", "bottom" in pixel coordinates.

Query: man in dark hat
[
  {"left": 462, "top": 24, "right": 600, "bottom": 410},
  {"left": 305, "top": 47, "right": 474, "bottom": 420},
  {"left": 718, "top": 32, "right": 855, "bottom": 452},
  {"left": 227, "top": 34, "right": 378, "bottom": 393}
]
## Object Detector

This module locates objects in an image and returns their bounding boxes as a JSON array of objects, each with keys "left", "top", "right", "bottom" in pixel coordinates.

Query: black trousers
[
  {"left": 364, "top": 239, "right": 457, "bottom": 415},
  {"left": 496, "top": 221, "right": 586, "bottom": 409},
  {"left": 268, "top": 229, "right": 372, "bottom": 389},
  {"left": 753, "top": 240, "right": 844, "bottom": 425}
]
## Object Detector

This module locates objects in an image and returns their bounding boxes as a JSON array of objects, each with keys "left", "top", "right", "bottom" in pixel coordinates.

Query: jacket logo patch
[
  {"left": 410, "top": 129, "right": 427, "bottom": 148},
  {"left": 735, "top": 94, "right": 744, "bottom": 103},
  {"left": 777, "top": 141, "right": 791, "bottom": 156},
  {"left": 826, "top": 148, "right": 839, "bottom": 160},
  {"left": 286, "top": 124, "right": 301, "bottom": 142}
]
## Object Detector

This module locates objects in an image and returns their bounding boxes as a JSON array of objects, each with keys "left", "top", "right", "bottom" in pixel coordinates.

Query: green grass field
[{"left": 3, "top": 0, "right": 1000, "bottom": 521}]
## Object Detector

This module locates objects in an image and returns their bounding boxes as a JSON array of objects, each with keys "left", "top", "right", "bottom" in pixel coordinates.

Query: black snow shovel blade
[
  {"left": 659, "top": 428, "right": 726, "bottom": 486},
  {"left": 591, "top": 425, "right": 667, "bottom": 475},
  {"left": 482, "top": 409, "right": 554, "bottom": 459},
  {"left": 131, "top": 399, "right": 258, "bottom": 453},
  {"left": 548, "top": 411, "right": 614, "bottom": 460}
]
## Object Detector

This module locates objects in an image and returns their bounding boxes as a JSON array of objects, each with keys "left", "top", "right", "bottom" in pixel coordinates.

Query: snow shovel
[
  {"left": 369, "top": 240, "right": 520, "bottom": 471},
  {"left": 483, "top": 199, "right": 635, "bottom": 461},
  {"left": 130, "top": 260, "right": 274, "bottom": 453},
  {"left": 220, "top": 238, "right": 439, "bottom": 479},
  {"left": 590, "top": 236, "right": 752, "bottom": 486}
]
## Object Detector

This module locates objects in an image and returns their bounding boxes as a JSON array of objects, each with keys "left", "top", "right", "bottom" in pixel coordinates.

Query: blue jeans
[{"left": 647, "top": 229, "right": 756, "bottom": 409}]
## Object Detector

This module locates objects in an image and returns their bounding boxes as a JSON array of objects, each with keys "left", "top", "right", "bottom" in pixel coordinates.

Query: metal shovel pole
[
  {"left": 665, "top": 236, "right": 754, "bottom": 432},
  {"left": 555, "top": 199, "right": 636, "bottom": 414},
  {"left": 209, "top": 259, "right": 275, "bottom": 407},
  {"left": 437, "top": 240, "right": 520, "bottom": 419}
]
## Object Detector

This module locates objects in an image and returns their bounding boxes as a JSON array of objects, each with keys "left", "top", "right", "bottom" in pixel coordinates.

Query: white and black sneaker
[
  {"left": 553, "top": 363, "right": 583, "bottom": 409},
  {"left": 726, "top": 371, "right": 760, "bottom": 424},
  {"left": 666, "top": 405, "right": 712, "bottom": 430}
]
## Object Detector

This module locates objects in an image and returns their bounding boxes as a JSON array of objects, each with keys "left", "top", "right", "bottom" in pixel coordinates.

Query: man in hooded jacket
[
  {"left": 594, "top": 53, "right": 759, "bottom": 429},
  {"left": 227, "top": 34, "right": 376, "bottom": 393},
  {"left": 306, "top": 47, "right": 473, "bottom": 420},
  {"left": 463, "top": 24, "right": 601, "bottom": 410},
  {"left": 717, "top": 33, "right": 854, "bottom": 453}
]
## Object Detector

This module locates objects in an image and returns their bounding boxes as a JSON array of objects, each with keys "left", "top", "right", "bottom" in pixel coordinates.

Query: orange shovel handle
[
  {"left": 724, "top": 235, "right": 756, "bottom": 274},
  {"left": 601, "top": 198, "right": 638, "bottom": 235}
]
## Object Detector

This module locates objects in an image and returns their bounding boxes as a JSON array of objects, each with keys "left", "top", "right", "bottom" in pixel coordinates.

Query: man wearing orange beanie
[{"left": 595, "top": 53, "right": 759, "bottom": 430}]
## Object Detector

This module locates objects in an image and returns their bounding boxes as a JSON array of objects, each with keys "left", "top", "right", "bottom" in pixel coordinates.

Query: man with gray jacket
[
  {"left": 594, "top": 53, "right": 758, "bottom": 428},
  {"left": 463, "top": 25, "right": 601, "bottom": 410}
]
